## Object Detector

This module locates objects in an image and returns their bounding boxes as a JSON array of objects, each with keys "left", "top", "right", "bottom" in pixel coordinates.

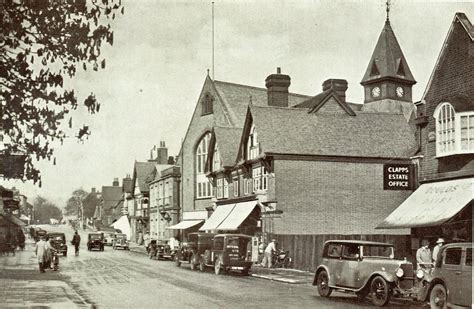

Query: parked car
[
  {"left": 175, "top": 232, "right": 215, "bottom": 270},
  {"left": 87, "top": 232, "right": 104, "bottom": 251},
  {"left": 47, "top": 232, "right": 68, "bottom": 256},
  {"left": 200, "top": 234, "right": 253, "bottom": 275},
  {"left": 313, "top": 240, "right": 419, "bottom": 306},
  {"left": 419, "top": 242, "right": 472, "bottom": 309},
  {"left": 101, "top": 231, "right": 115, "bottom": 246},
  {"left": 112, "top": 233, "right": 129, "bottom": 250}
]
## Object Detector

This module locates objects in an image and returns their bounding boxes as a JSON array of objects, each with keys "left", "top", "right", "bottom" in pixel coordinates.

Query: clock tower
[{"left": 360, "top": 17, "right": 416, "bottom": 119}]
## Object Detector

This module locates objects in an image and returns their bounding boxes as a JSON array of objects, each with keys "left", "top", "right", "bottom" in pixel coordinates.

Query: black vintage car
[
  {"left": 47, "top": 232, "right": 68, "bottom": 256},
  {"left": 201, "top": 234, "right": 253, "bottom": 275},
  {"left": 148, "top": 240, "right": 175, "bottom": 260},
  {"left": 87, "top": 232, "right": 104, "bottom": 251},
  {"left": 175, "top": 232, "right": 215, "bottom": 270}
]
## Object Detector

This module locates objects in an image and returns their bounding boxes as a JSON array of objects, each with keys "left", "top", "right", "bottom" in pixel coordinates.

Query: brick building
[
  {"left": 379, "top": 13, "right": 473, "bottom": 245},
  {"left": 176, "top": 17, "right": 421, "bottom": 270}
]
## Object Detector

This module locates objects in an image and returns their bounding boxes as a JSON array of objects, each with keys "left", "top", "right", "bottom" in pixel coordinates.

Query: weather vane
[{"left": 386, "top": 0, "right": 391, "bottom": 21}]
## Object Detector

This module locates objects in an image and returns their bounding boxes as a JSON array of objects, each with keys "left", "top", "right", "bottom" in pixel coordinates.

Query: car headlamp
[
  {"left": 416, "top": 269, "right": 424, "bottom": 279},
  {"left": 396, "top": 267, "right": 404, "bottom": 278}
]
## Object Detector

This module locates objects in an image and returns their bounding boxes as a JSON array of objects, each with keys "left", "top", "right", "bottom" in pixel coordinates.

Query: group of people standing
[
  {"left": 34, "top": 235, "right": 56, "bottom": 273},
  {"left": 416, "top": 238, "right": 445, "bottom": 270}
]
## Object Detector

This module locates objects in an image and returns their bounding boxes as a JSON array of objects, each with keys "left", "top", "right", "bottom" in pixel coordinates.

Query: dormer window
[
  {"left": 247, "top": 125, "right": 259, "bottom": 160},
  {"left": 435, "top": 102, "right": 474, "bottom": 157},
  {"left": 201, "top": 93, "right": 214, "bottom": 115}
]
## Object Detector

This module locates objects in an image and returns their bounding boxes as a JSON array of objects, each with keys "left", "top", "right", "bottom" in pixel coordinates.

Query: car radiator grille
[{"left": 399, "top": 263, "right": 414, "bottom": 289}]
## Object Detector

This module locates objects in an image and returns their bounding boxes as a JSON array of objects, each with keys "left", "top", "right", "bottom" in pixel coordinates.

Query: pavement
[{"left": 128, "top": 242, "right": 314, "bottom": 285}]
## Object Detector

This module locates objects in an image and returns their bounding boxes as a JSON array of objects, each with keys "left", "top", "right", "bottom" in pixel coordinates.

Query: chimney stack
[
  {"left": 265, "top": 67, "right": 291, "bottom": 107},
  {"left": 322, "top": 79, "right": 348, "bottom": 103},
  {"left": 156, "top": 141, "right": 168, "bottom": 165},
  {"left": 113, "top": 178, "right": 119, "bottom": 186},
  {"left": 91, "top": 187, "right": 96, "bottom": 193}
]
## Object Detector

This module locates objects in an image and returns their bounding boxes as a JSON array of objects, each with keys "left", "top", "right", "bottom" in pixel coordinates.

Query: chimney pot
[
  {"left": 322, "top": 79, "right": 348, "bottom": 103},
  {"left": 265, "top": 68, "right": 291, "bottom": 107}
]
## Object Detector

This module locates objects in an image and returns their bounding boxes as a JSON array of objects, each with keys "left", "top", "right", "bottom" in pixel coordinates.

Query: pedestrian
[
  {"left": 416, "top": 239, "right": 432, "bottom": 270},
  {"left": 432, "top": 238, "right": 445, "bottom": 264},
  {"left": 44, "top": 236, "right": 53, "bottom": 269},
  {"left": 17, "top": 229, "right": 25, "bottom": 251},
  {"left": 72, "top": 231, "right": 81, "bottom": 256},
  {"left": 35, "top": 236, "right": 47, "bottom": 273},
  {"left": 262, "top": 239, "right": 276, "bottom": 268},
  {"left": 258, "top": 240, "right": 265, "bottom": 264}
]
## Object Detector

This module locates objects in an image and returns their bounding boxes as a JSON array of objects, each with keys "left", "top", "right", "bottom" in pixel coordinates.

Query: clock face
[
  {"left": 396, "top": 86, "right": 404, "bottom": 98},
  {"left": 371, "top": 86, "right": 381, "bottom": 98}
]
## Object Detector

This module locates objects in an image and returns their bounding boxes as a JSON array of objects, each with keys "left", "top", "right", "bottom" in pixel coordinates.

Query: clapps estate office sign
[{"left": 383, "top": 164, "right": 415, "bottom": 190}]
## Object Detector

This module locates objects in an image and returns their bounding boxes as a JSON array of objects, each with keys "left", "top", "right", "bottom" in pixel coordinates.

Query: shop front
[{"left": 378, "top": 177, "right": 473, "bottom": 252}]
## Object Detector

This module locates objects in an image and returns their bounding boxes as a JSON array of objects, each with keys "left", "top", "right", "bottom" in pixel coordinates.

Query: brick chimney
[
  {"left": 91, "top": 187, "right": 96, "bottom": 193},
  {"left": 156, "top": 141, "right": 168, "bottom": 165},
  {"left": 322, "top": 79, "right": 348, "bottom": 103},
  {"left": 112, "top": 178, "right": 119, "bottom": 186},
  {"left": 265, "top": 67, "right": 291, "bottom": 107}
]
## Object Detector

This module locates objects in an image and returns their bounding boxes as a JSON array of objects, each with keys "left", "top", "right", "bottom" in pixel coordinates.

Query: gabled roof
[
  {"left": 213, "top": 80, "right": 311, "bottom": 126},
  {"left": 133, "top": 162, "right": 156, "bottom": 193},
  {"left": 207, "top": 126, "right": 243, "bottom": 170},
  {"left": 148, "top": 164, "right": 174, "bottom": 183},
  {"left": 101, "top": 186, "right": 122, "bottom": 211},
  {"left": 294, "top": 89, "right": 357, "bottom": 116},
  {"left": 361, "top": 20, "right": 416, "bottom": 85},
  {"left": 422, "top": 13, "right": 474, "bottom": 100},
  {"left": 248, "top": 105, "right": 417, "bottom": 158}
]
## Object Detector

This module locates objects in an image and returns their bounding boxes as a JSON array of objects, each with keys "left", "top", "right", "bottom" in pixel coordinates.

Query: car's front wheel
[
  {"left": 316, "top": 270, "right": 332, "bottom": 297},
  {"left": 370, "top": 276, "right": 391, "bottom": 307},
  {"left": 429, "top": 284, "right": 447, "bottom": 309}
]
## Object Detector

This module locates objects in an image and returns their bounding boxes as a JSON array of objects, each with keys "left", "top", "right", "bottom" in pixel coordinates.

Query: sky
[{"left": 3, "top": 0, "right": 473, "bottom": 207}]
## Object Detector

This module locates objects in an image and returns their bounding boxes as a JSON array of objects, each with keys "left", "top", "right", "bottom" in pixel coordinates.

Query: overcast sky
[{"left": 3, "top": 0, "right": 473, "bottom": 207}]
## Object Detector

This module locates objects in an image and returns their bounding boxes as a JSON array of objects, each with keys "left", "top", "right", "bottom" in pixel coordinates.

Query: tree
[
  {"left": 33, "top": 195, "right": 62, "bottom": 224},
  {"left": 0, "top": 0, "right": 123, "bottom": 185},
  {"left": 64, "top": 188, "right": 88, "bottom": 216}
]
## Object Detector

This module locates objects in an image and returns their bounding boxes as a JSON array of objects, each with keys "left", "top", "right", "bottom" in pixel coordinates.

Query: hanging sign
[{"left": 383, "top": 164, "right": 415, "bottom": 190}]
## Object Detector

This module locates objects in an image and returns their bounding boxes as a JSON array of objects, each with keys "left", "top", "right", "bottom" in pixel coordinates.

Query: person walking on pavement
[
  {"left": 44, "top": 236, "right": 53, "bottom": 269},
  {"left": 262, "top": 239, "right": 276, "bottom": 268},
  {"left": 416, "top": 239, "right": 432, "bottom": 270},
  {"left": 72, "top": 231, "right": 81, "bottom": 256},
  {"left": 432, "top": 238, "right": 445, "bottom": 264},
  {"left": 35, "top": 236, "right": 47, "bottom": 273}
]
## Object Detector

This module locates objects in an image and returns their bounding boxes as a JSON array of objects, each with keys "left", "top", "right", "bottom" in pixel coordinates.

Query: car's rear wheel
[
  {"left": 429, "top": 284, "right": 447, "bottom": 309},
  {"left": 370, "top": 276, "right": 391, "bottom": 307},
  {"left": 214, "top": 258, "right": 222, "bottom": 275},
  {"left": 316, "top": 270, "right": 332, "bottom": 297},
  {"left": 190, "top": 254, "right": 197, "bottom": 270}
]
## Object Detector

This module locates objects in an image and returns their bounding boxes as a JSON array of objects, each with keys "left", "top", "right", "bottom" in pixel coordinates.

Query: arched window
[
  {"left": 435, "top": 103, "right": 456, "bottom": 156},
  {"left": 247, "top": 125, "right": 259, "bottom": 160},
  {"left": 201, "top": 94, "right": 214, "bottom": 115},
  {"left": 435, "top": 102, "right": 474, "bottom": 156},
  {"left": 196, "top": 132, "right": 212, "bottom": 198}
]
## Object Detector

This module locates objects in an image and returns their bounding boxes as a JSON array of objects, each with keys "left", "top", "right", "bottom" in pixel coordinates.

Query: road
[{"left": 0, "top": 224, "right": 425, "bottom": 308}]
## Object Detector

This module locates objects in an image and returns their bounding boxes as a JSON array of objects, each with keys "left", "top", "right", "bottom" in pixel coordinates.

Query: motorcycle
[{"left": 272, "top": 249, "right": 292, "bottom": 268}]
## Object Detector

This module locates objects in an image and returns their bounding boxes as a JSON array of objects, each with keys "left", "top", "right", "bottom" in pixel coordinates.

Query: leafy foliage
[
  {"left": 0, "top": 0, "right": 123, "bottom": 185},
  {"left": 32, "top": 195, "right": 62, "bottom": 223},
  {"left": 64, "top": 188, "right": 88, "bottom": 216}
]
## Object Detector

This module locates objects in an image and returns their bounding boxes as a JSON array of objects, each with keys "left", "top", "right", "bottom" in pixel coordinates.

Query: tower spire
[{"left": 386, "top": 0, "right": 390, "bottom": 22}]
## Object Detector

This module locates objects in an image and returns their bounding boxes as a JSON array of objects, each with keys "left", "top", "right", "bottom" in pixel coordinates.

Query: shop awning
[
  {"left": 377, "top": 178, "right": 474, "bottom": 229},
  {"left": 167, "top": 220, "right": 203, "bottom": 230},
  {"left": 216, "top": 201, "right": 258, "bottom": 230},
  {"left": 199, "top": 204, "right": 235, "bottom": 231},
  {"left": 1, "top": 214, "right": 27, "bottom": 226}
]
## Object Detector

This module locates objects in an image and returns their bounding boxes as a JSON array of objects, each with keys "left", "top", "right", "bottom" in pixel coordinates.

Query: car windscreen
[
  {"left": 90, "top": 235, "right": 102, "bottom": 240},
  {"left": 362, "top": 245, "right": 394, "bottom": 258}
]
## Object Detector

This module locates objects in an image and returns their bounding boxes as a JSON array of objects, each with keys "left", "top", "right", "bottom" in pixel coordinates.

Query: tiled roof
[
  {"left": 361, "top": 21, "right": 416, "bottom": 85},
  {"left": 213, "top": 80, "right": 310, "bottom": 126},
  {"left": 149, "top": 164, "right": 174, "bottom": 182},
  {"left": 134, "top": 162, "right": 156, "bottom": 193},
  {"left": 214, "top": 126, "right": 243, "bottom": 167},
  {"left": 101, "top": 186, "right": 122, "bottom": 211},
  {"left": 250, "top": 105, "right": 417, "bottom": 158}
]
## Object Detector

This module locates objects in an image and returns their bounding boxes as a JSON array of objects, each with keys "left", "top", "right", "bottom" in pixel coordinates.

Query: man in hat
[
  {"left": 432, "top": 238, "right": 445, "bottom": 263},
  {"left": 416, "top": 239, "right": 432, "bottom": 270},
  {"left": 262, "top": 239, "right": 276, "bottom": 268}
]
